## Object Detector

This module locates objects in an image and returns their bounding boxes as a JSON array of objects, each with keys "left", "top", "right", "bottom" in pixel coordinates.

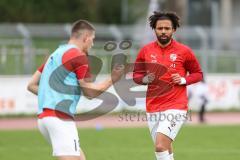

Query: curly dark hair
[{"left": 149, "top": 11, "right": 180, "bottom": 30}]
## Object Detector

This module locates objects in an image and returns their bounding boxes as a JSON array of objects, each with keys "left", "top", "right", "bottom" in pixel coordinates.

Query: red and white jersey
[{"left": 133, "top": 40, "right": 203, "bottom": 112}]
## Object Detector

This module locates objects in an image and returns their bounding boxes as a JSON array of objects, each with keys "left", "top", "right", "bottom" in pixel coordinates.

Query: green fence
[{"left": 0, "top": 38, "right": 240, "bottom": 75}]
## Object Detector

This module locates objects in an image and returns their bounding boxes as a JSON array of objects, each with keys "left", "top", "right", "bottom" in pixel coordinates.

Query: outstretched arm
[{"left": 78, "top": 64, "right": 124, "bottom": 99}]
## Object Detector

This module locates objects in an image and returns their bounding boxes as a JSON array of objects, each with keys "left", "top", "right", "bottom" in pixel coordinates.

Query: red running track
[{"left": 0, "top": 112, "right": 240, "bottom": 130}]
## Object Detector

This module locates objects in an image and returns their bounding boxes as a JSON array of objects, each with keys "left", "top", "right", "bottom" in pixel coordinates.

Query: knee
[{"left": 155, "top": 143, "right": 168, "bottom": 152}]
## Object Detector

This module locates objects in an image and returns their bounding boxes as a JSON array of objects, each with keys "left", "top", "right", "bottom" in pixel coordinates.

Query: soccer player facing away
[
  {"left": 27, "top": 20, "right": 124, "bottom": 160},
  {"left": 133, "top": 12, "right": 203, "bottom": 160}
]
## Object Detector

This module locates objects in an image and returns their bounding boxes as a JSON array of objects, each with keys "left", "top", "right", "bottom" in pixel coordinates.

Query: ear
[{"left": 82, "top": 32, "right": 89, "bottom": 43}]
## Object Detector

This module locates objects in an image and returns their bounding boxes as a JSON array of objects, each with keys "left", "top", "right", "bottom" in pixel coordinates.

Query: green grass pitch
[{"left": 0, "top": 125, "right": 239, "bottom": 160}]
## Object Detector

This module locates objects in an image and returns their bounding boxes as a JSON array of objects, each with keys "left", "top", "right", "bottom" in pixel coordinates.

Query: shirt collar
[{"left": 154, "top": 39, "right": 175, "bottom": 50}]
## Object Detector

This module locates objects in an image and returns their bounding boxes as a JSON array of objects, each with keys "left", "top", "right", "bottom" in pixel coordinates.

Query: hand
[
  {"left": 171, "top": 73, "right": 186, "bottom": 85},
  {"left": 111, "top": 64, "right": 125, "bottom": 83},
  {"left": 142, "top": 73, "right": 155, "bottom": 84}
]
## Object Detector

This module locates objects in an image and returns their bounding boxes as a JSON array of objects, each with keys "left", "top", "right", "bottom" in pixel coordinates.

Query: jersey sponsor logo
[
  {"left": 150, "top": 54, "right": 157, "bottom": 59},
  {"left": 170, "top": 53, "right": 177, "bottom": 62},
  {"left": 150, "top": 54, "right": 157, "bottom": 63}
]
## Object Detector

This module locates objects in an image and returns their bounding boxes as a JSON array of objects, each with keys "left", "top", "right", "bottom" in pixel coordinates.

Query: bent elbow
[{"left": 27, "top": 84, "right": 32, "bottom": 92}]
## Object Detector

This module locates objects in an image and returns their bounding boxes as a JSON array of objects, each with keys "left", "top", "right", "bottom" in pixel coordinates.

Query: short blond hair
[{"left": 71, "top": 20, "right": 95, "bottom": 38}]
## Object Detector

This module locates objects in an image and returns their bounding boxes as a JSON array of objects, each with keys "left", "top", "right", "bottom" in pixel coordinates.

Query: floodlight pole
[
  {"left": 195, "top": 27, "right": 208, "bottom": 74},
  {"left": 16, "top": 23, "right": 33, "bottom": 74},
  {"left": 121, "top": 0, "right": 128, "bottom": 24}
]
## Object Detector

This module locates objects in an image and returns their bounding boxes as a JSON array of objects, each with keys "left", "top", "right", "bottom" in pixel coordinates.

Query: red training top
[{"left": 133, "top": 40, "right": 203, "bottom": 112}]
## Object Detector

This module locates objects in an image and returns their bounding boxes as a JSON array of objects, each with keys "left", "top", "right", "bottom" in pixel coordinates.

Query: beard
[{"left": 156, "top": 35, "right": 172, "bottom": 45}]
